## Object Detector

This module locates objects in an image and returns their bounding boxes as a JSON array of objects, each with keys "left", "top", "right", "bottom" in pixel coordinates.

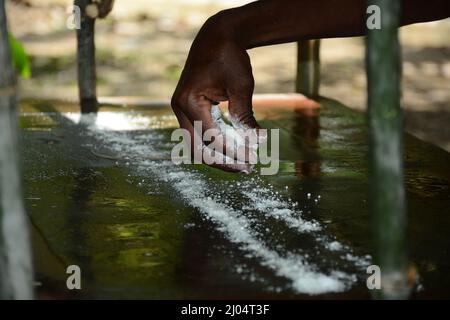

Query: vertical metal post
[
  {"left": 75, "top": 0, "right": 97, "bottom": 113},
  {"left": 296, "top": 39, "right": 321, "bottom": 97},
  {"left": 0, "top": 0, "right": 34, "bottom": 300},
  {"left": 366, "top": 0, "right": 409, "bottom": 299}
]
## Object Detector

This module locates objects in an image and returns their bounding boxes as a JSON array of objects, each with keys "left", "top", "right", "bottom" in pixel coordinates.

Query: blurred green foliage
[{"left": 8, "top": 32, "right": 31, "bottom": 78}]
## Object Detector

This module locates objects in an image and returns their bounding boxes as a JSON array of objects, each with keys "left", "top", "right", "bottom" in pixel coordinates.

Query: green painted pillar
[
  {"left": 0, "top": 0, "right": 34, "bottom": 300},
  {"left": 296, "top": 40, "right": 320, "bottom": 97},
  {"left": 366, "top": 0, "right": 409, "bottom": 299}
]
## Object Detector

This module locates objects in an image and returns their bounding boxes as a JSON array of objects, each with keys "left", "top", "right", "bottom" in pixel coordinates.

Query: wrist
[{"left": 203, "top": 8, "right": 249, "bottom": 49}]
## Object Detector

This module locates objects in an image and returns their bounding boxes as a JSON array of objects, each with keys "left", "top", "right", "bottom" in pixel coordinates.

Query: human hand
[{"left": 171, "top": 12, "right": 260, "bottom": 172}]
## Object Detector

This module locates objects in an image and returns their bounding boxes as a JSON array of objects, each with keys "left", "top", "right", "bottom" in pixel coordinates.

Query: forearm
[{"left": 208, "top": 0, "right": 450, "bottom": 49}]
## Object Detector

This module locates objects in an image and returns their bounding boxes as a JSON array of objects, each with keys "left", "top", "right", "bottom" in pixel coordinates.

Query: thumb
[
  {"left": 228, "top": 93, "right": 259, "bottom": 129},
  {"left": 227, "top": 93, "right": 262, "bottom": 165}
]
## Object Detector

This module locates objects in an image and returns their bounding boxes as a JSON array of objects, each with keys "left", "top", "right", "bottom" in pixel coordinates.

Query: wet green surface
[{"left": 18, "top": 98, "right": 450, "bottom": 299}]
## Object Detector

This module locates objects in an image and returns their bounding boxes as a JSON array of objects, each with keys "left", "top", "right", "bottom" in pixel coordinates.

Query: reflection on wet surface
[{"left": 19, "top": 98, "right": 450, "bottom": 299}]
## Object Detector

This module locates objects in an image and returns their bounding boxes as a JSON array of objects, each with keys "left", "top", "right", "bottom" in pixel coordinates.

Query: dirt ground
[{"left": 6, "top": 0, "right": 450, "bottom": 152}]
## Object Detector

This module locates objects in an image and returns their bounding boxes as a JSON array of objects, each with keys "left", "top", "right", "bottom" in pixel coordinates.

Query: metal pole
[
  {"left": 0, "top": 0, "right": 34, "bottom": 300},
  {"left": 296, "top": 39, "right": 320, "bottom": 97},
  {"left": 366, "top": 0, "right": 409, "bottom": 299},
  {"left": 75, "top": 0, "right": 98, "bottom": 113}
]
